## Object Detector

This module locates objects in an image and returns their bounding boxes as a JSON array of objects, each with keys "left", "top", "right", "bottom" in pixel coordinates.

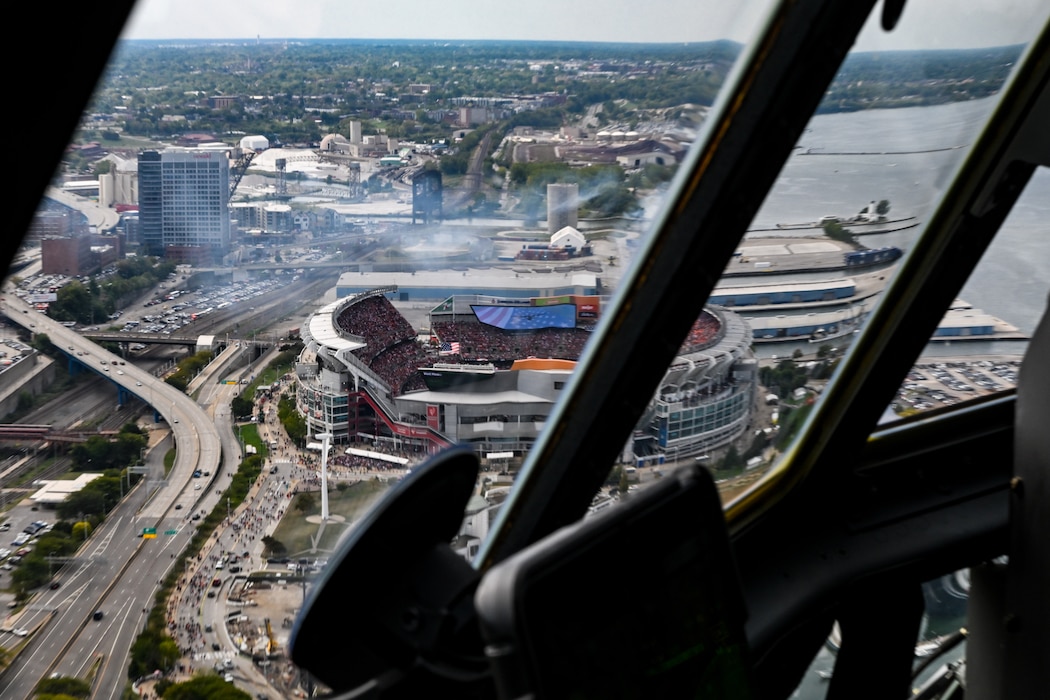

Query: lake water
[{"left": 724, "top": 96, "right": 1048, "bottom": 356}]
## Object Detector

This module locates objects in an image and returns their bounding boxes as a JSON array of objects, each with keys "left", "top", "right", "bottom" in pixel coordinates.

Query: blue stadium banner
[{"left": 472, "top": 304, "right": 577, "bottom": 330}]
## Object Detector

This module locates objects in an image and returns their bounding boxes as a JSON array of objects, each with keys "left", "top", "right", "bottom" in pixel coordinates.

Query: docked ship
[{"left": 751, "top": 200, "right": 918, "bottom": 234}]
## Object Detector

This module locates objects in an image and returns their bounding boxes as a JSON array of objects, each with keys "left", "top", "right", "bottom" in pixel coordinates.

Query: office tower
[{"left": 138, "top": 149, "right": 231, "bottom": 263}]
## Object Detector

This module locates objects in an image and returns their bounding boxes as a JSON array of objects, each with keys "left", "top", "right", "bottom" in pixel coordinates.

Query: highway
[
  {"left": 0, "top": 291, "right": 225, "bottom": 698},
  {"left": 1, "top": 291, "right": 222, "bottom": 517}
]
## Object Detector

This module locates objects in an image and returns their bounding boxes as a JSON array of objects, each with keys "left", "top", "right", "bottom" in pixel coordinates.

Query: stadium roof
[
  {"left": 337, "top": 270, "right": 598, "bottom": 301},
  {"left": 308, "top": 299, "right": 367, "bottom": 352}
]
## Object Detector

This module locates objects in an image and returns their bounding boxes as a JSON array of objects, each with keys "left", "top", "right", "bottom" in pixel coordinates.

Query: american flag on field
[{"left": 439, "top": 341, "right": 461, "bottom": 355}]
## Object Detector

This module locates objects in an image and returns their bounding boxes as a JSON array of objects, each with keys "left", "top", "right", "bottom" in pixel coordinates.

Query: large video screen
[{"left": 472, "top": 304, "right": 577, "bottom": 330}]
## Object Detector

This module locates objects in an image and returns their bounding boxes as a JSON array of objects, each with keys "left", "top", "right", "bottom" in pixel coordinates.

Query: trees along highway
[{"left": 0, "top": 291, "right": 224, "bottom": 699}]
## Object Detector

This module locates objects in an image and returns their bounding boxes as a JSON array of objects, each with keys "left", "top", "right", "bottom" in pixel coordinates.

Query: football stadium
[{"left": 295, "top": 285, "right": 755, "bottom": 466}]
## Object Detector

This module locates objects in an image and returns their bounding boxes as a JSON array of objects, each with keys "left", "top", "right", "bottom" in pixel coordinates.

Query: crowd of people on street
[{"left": 162, "top": 349, "right": 424, "bottom": 688}]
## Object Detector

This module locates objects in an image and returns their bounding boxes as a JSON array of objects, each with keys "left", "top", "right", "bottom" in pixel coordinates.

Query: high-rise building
[
  {"left": 547, "top": 183, "right": 579, "bottom": 235},
  {"left": 138, "top": 149, "right": 231, "bottom": 263}
]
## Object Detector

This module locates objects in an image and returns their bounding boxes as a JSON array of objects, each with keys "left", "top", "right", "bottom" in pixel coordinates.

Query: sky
[{"left": 123, "top": 0, "right": 1046, "bottom": 51}]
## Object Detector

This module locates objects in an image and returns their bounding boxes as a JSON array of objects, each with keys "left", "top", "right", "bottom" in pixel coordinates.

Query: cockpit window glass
[
  {"left": 6, "top": 0, "right": 772, "bottom": 531},
  {"left": 883, "top": 166, "right": 1049, "bottom": 424},
  {"left": 5, "top": 1, "right": 1047, "bottom": 695},
  {"left": 711, "top": 1, "right": 1046, "bottom": 505}
]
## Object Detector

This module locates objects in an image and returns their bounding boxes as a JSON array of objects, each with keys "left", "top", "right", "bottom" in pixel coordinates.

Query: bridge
[
  {"left": 0, "top": 423, "right": 118, "bottom": 444},
  {"left": 81, "top": 331, "right": 201, "bottom": 346}
]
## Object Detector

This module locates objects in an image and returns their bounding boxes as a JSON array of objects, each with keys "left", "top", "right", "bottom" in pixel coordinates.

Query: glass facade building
[{"left": 137, "top": 149, "right": 230, "bottom": 261}]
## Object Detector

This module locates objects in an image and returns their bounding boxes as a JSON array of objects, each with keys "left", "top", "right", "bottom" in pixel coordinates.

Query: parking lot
[{"left": 897, "top": 357, "right": 1021, "bottom": 411}]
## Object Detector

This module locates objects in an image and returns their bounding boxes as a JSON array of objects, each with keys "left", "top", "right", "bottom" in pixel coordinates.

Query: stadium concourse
[{"left": 295, "top": 288, "right": 756, "bottom": 466}]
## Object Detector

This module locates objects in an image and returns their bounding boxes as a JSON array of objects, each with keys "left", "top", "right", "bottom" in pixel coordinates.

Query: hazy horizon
[{"left": 123, "top": 0, "right": 1046, "bottom": 51}]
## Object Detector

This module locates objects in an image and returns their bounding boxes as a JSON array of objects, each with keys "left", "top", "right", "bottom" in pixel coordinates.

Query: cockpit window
[
  {"left": 884, "top": 166, "right": 1049, "bottom": 423},
  {"left": 4, "top": 2, "right": 1048, "bottom": 698},
  {"left": 7, "top": 2, "right": 1044, "bottom": 513},
  {"left": 716, "top": 1, "right": 1046, "bottom": 505}
]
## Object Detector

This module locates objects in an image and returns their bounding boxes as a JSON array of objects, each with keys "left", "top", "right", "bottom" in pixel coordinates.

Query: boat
[{"left": 769, "top": 215, "right": 917, "bottom": 230}]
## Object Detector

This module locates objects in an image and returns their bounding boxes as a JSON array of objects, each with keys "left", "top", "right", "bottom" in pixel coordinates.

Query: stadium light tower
[{"left": 316, "top": 432, "right": 333, "bottom": 521}]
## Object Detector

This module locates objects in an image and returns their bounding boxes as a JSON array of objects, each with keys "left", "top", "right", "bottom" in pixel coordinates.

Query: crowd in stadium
[
  {"left": 431, "top": 319, "right": 592, "bottom": 367},
  {"left": 679, "top": 311, "right": 722, "bottom": 353},
  {"left": 334, "top": 296, "right": 597, "bottom": 395},
  {"left": 336, "top": 295, "right": 417, "bottom": 364},
  {"left": 370, "top": 339, "right": 429, "bottom": 394}
]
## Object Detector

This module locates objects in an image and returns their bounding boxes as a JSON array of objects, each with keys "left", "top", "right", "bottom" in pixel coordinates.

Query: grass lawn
[
  {"left": 238, "top": 423, "right": 269, "bottom": 459},
  {"left": 270, "top": 479, "right": 391, "bottom": 557}
]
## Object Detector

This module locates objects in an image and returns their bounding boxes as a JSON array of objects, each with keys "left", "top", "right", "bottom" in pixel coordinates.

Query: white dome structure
[{"left": 240, "top": 135, "right": 269, "bottom": 152}]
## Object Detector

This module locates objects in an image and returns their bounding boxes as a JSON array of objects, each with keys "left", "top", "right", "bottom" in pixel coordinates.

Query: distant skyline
[{"left": 123, "top": 0, "right": 1045, "bottom": 51}]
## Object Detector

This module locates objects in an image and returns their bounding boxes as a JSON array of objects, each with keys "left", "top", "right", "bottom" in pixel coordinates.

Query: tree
[
  {"left": 128, "top": 628, "right": 181, "bottom": 679},
  {"left": 59, "top": 490, "right": 106, "bottom": 520},
  {"left": 294, "top": 492, "right": 316, "bottom": 514},
  {"left": 721, "top": 445, "right": 744, "bottom": 470},
  {"left": 71, "top": 521, "right": 93, "bottom": 540},
  {"left": 160, "top": 674, "right": 250, "bottom": 700},
  {"left": 70, "top": 431, "right": 146, "bottom": 472},
  {"left": 261, "top": 535, "right": 286, "bottom": 557},
  {"left": 822, "top": 220, "right": 858, "bottom": 247},
  {"left": 12, "top": 555, "right": 50, "bottom": 591},
  {"left": 30, "top": 333, "right": 57, "bottom": 357},
  {"left": 35, "top": 676, "right": 92, "bottom": 698},
  {"left": 231, "top": 394, "right": 253, "bottom": 419}
]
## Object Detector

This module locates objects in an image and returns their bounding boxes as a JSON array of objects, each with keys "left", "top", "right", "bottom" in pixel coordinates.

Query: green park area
[{"left": 266, "top": 479, "right": 391, "bottom": 558}]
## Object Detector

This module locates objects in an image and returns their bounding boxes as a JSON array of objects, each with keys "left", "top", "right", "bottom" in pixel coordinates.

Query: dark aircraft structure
[{"left": 6, "top": 1, "right": 1048, "bottom": 698}]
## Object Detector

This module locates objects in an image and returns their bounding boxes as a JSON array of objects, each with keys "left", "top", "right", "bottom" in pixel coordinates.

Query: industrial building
[{"left": 710, "top": 279, "right": 856, "bottom": 307}]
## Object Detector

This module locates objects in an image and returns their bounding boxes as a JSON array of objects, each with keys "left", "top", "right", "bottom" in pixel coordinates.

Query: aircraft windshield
[
  {"left": 719, "top": 2, "right": 1047, "bottom": 504},
  {"left": 2, "top": 1, "right": 1047, "bottom": 697}
]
